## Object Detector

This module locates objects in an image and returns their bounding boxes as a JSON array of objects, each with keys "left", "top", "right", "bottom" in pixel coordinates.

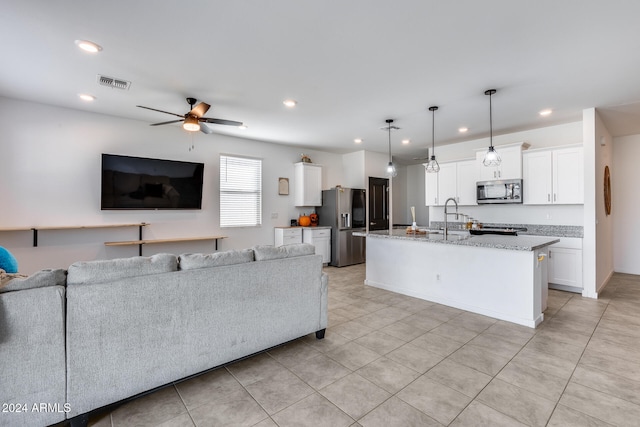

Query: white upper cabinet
[
  {"left": 425, "top": 168, "right": 439, "bottom": 206},
  {"left": 294, "top": 162, "right": 322, "bottom": 206},
  {"left": 553, "top": 147, "right": 584, "bottom": 204},
  {"left": 456, "top": 160, "right": 479, "bottom": 205},
  {"left": 523, "top": 146, "right": 583, "bottom": 205},
  {"left": 476, "top": 143, "right": 527, "bottom": 181},
  {"left": 438, "top": 163, "right": 457, "bottom": 204},
  {"left": 424, "top": 160, "right": 478, "bottom": 206}
]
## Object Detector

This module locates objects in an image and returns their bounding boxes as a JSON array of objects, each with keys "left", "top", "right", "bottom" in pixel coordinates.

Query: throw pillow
[
  {"left": 0, "top": 246, "right": 18, "bottom": 273},
  {"left": 179, "top": 249, "right": 254, "bottom": 270},
  {"left": 1, "top": 268, "right": 66, "bottom": 293},
  {"left": 253, "top": 243, "right": 316, "bottom": 261}
]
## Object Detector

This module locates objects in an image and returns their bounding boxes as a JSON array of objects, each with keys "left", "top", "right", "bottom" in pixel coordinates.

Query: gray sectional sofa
[{"left": 0, "top": 244, "right": 328, "bottom": 427}]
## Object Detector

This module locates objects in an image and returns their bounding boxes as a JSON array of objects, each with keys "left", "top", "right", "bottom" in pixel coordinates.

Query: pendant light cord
[{"left": 489, "top": 91, "right": 493, "bottom": 148}]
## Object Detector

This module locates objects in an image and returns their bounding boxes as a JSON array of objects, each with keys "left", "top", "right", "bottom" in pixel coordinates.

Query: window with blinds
[{"left": 220, "top": 155, "right": 262, "bottom": 227}]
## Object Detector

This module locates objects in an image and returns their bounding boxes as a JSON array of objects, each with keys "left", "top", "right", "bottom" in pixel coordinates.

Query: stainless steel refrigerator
[{"left": 317, "top": 187, "right": 366, "bottom": 267}]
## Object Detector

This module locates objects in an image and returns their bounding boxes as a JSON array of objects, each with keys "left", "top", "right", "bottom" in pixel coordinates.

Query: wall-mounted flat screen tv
[{"left": 101, "top": 154, "right": 204, "bottom": 210}]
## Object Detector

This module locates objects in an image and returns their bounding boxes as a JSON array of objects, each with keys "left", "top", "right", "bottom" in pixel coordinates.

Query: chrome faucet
[{"left": 443, "top": 197, "right": 459, "bottom": 239}]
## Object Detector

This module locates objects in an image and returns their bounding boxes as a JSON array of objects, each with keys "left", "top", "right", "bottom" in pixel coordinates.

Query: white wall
[
  {"left": 594, "top": 111, "right": 614, "bottom": 291},
  {"left": 613, "top": 133, "right": 640, "bottom": 274},
  {"left": 0, "top": 97, "right": 344, "bottom": 273}
]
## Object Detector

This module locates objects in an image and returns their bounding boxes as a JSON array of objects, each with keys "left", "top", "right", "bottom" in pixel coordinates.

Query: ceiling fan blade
[
  {"left": 150, "top": 119, "right": 183, "bottom": 126},
  {"left": 189, "top": 102, "right": 210, "bottom": 118},
  {"left": 200, "top": 117, "right": 244, "bottom": 126},
  {"left": 199, "top": 124, "right": 213, "bottom": 134},
  {"left": 137, "top": 105, "right": 185, "bottom": 118}
]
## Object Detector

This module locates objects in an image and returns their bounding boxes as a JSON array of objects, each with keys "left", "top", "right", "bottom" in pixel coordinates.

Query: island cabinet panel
[
  {"left": 294, "top": 162, "right": 322, "bottom": 207},
  {"left": 363, "top": 232, "right": 558, "bottom": 328},
  {"left": 523, "top": 146, "right": 583, "bottom": 205}
]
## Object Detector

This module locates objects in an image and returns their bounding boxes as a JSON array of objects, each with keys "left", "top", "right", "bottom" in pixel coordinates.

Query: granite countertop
[
  {"left": 428, "top": 222, "right": 583, "bottom": 238},
  {"left": 356, "top": 229, "right": 559, "bottom": 251}
]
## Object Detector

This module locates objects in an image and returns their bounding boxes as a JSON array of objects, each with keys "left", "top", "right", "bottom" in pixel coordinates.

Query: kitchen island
[{"left": 355, "top": 229, "right": 559, "bottom": 328}]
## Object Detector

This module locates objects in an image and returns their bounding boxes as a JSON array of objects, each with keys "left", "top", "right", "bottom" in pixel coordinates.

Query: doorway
[{"left": 369, "top": 177, "right": 389, "bottom": 231}]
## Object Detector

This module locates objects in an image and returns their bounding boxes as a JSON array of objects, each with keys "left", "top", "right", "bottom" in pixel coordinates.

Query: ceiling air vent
[{"left": 97, "top": 75, "right": 131, "bottom": 90}]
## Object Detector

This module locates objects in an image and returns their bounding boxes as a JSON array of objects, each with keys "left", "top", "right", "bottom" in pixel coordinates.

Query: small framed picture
[{"left": 278, "top": 177, "right": 289, "bottom": 195}]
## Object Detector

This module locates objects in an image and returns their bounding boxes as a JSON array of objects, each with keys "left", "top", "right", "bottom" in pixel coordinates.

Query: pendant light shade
[
  {"left": 183, "top": 115, "right": 200, "bottom": 132},
  {"left": 385, "top": 119, "right": 397, "bottom": 178},
  {"left": 425, "top": 106, "right": 440, "bottom": 173},
  {"left": 482, "top": 89, "right": 501, "bottom": 167}
]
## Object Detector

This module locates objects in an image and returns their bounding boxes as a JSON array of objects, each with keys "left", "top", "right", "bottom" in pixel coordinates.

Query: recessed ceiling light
[
  {"left": 354, "top": 138, "right": 362, "bottom": 144},
  {"left": 78, "top": 93, "right": 95, "bottom": 101},
  {"left": 458, "top": 127, "right": 468, "bottom": 133},
  {"left": 539, "top": 109, "right": 552, "bottom": 116},
  {"left": 283, "top": 99, "right": 297, "bottom": 108},
  {"left": 75, "top": 39, "right": 102, "bottom": 53},
  {"left": 402, "top": 139, "right": 410, "bottom": 145}
]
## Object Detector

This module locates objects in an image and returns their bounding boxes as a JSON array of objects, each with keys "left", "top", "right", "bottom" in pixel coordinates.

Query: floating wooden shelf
[
  {"left": 1, "top": 223, "right": 226, "bottom": 255},
  {"left": 0, "top": 223, "right": 148, "bottom": 247},
  {"left": 105, "top": 236, "right": 226, "bottom": 247}
]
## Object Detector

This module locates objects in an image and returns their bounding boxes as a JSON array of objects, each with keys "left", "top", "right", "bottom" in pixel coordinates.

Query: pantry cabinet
[
  {"left": 523, "top": 146, "right": 583, "bottom": 205},
  {"left": 424, "top": 160, "right": 478, "bottom": 206},
  {"left": 294, "top": 162, "right": 322, "bottom": 206}
]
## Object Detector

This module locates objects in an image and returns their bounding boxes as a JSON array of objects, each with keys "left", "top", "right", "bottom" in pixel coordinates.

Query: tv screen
[{"left": 101, "top": 154, "right": 204, "bottom": 210}]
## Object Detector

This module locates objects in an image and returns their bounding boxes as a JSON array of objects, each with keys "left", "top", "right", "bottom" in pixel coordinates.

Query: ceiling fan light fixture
[
  {"left": 183, "top": 116, "right": 200, "bottom": 132},
  {"left": 483, "top": 89, "right": 502, "bottom": 167},
  {"left": 425, "top": 106, "right": 440, "bottom": 173}
]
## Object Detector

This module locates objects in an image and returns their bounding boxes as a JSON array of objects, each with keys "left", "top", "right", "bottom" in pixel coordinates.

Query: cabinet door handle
[
  {"left": 554, "top": 193, "right": 557, "bottom": 202},
  {"left": 548, "top": 194, "right": 551, "bottom": 202}
]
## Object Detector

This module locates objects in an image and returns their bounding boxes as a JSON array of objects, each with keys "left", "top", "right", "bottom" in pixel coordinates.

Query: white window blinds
[{"left": 220, "top": 155, "right": 262, "bottom": 227}]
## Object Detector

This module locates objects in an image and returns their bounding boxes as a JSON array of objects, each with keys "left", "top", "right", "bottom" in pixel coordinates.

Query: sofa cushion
[
  {"left": 0, "top": 268, "right": 66, "bottom": 293},
  {"left": 67, "top": 253, "right": 178, "bottom": 285},
  {"left": 179, "top": 249, "right": 254, "bottom": 270},
  {"left": 253, "top": 243, "right": 315, "bottom": 261}
]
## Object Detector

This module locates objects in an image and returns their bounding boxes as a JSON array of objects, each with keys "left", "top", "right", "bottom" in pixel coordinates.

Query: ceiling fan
[{"left": 136, "top": 97, "right": 243, "bottom": 134}]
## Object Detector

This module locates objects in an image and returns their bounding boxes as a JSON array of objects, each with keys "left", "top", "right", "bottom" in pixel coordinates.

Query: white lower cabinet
[
  {"left": 274, "top": 227, "right": 303, "bottom": 247},
  {"left": 547, "top": 237, "right": 583, "bottom": 292},
  {"left": 303, "top": 227, "right": 331, "bottom": 264}
]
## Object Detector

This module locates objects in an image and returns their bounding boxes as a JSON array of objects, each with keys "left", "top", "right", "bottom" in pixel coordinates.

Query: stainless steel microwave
[{"left": 476, "top": 179, "right": 523, "bottom": 204}]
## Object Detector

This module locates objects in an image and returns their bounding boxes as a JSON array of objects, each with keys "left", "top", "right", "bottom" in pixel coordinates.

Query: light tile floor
[{"left": 87, "top": 265, "right": 640, "bottom": 426}]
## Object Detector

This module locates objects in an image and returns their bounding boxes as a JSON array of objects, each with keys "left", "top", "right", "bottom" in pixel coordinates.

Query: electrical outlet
[
  {"left": 271, "top": 212, "right": 278, "bottom": 219},
  {"left": 436, "top": 274, "right": 441, "bottom": 281}
]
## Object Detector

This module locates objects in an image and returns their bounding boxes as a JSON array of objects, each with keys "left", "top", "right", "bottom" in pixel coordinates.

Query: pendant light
[
  {"left": 425, "top": 106, "right": 440, "bottom": 173},
  {"left": 482, "top": 89, "right": 501, "bottom": 167},
  {"left": 385, "top": 119, "right": 397, "bottom": 178}
]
